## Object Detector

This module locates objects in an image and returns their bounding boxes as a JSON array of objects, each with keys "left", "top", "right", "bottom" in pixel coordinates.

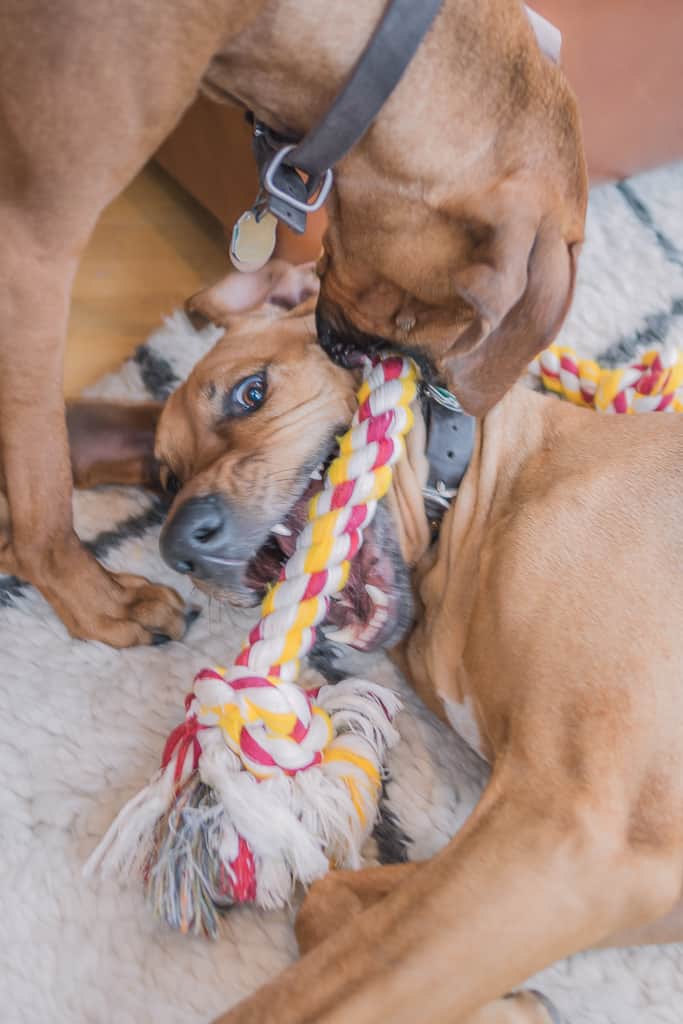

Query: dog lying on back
[{"left": 71, "top": 265, "right": 683, "bottom": 1024}]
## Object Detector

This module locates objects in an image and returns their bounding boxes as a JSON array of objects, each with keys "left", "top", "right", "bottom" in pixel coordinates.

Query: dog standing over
[
  {"left": 72, "top": 268, "right": 683, "bottom": 1023},
  {"left": 0, "top": 0, "right": 586, "bottom": 645}
]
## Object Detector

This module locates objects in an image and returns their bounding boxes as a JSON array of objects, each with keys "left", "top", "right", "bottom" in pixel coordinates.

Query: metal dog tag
[{"left": 230, "top": 210, "right": 277, "bottom": 272}]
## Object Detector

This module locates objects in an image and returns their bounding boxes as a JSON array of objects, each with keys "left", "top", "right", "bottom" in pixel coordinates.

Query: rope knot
[{"left": 192, "top": 666, "right": 333, "bottom": 777}]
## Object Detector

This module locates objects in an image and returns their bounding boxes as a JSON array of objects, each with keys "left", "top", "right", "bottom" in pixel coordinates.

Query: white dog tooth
[
  {"left": 271, "top": 523, "right": 292, "bottom": 537},
  {"left": 366, "top": 584, "right": 389, "bottom": 608},
  {"left": 371, "top": 605, "right": 388, "bottom": 630},
  {"left": 359, "top": 609, "right": 388, "bottom": 646}
]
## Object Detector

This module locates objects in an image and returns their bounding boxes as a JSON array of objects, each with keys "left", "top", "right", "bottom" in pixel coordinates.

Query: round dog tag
[{"left": 230, "top": 210, "right": 277, "bottom": 272}]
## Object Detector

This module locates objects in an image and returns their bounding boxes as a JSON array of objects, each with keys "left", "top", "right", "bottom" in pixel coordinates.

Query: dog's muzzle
[{"left": 159, "top": 494, "right": 251, "bottom": 585}]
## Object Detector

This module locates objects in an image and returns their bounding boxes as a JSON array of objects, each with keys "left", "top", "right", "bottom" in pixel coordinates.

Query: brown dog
[
  {"left": 0, "top": 0, "right": 586, "bottom": 645},
  {"left": 72, "top": 269, "right": 683, "bottom": 1023}
]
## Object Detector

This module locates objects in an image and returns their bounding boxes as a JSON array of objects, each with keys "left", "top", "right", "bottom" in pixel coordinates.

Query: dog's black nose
[{"left": 159, "top": 494, "right": 233, "bottom": 576}]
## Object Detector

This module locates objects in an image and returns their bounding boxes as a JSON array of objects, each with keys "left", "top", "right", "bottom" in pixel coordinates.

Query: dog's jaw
[{"left": 242, "top": 461, "right": 415, "bottom": 655}]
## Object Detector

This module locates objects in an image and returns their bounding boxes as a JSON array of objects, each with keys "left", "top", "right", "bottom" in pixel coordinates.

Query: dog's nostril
[
  {"left": 193, "top": 525, "right": 218, "bottom": 544},
  {"left": 191, "top": 511, "right": 224, "bottom": 546}
]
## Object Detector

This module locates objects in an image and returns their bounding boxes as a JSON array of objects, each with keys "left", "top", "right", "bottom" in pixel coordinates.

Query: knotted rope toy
[
  {"left": 85, "top": 355, "right": 418, "bottom": 936},
  {"left": 531, "top": 342, "right": 683, "bottom": 413}
]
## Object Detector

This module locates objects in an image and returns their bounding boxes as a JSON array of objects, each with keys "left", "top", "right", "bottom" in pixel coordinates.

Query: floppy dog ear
[
  {"left": 444, "top": 204, "right": 580, "bottom": 417},
  {"left": 185, "top": 260, "right": 320, "bottom": 327},
  {"left": 67, "top": 400, "right": 163, "bottom": 490}
]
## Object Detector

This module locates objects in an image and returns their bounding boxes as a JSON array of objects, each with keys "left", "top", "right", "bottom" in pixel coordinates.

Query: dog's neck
[
  {"left": 400, "top": 385, "right": 554, "bottom": 713},
  {"left": 206, "top": 0, "right": 392, "bottom": 135},
  {"left": 404, "top": 378, "right": 561, "bottom": 552},
  {"left": 218, "top": 2, "right": 560, "bottom": 194},
  {"left": 206, "top": 0, "right": 541, "bottom": 177}
]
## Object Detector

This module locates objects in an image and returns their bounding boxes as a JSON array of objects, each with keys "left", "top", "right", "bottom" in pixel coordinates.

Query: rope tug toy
[
  {"left": 531, "top": 342, "right": 683, "bottom": 413},
  {"left": 85, "top": 354, "right": 418, "bottom": 936}
]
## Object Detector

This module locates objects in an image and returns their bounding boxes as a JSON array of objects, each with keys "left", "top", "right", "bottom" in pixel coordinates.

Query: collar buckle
[
  {"left": 251, "top": 122, "right": 334, "bottom": 235},
  {"left": 262, "top": 144, "right": 334, "bottom": 233}
]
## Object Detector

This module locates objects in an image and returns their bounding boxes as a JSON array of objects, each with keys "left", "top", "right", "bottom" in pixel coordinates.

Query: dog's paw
[
  {"left": 74, "top": 570, "right": 190, "bottom": 647},
  {"left": 1, "top": 526, "right": 194, "bottom": 647}
]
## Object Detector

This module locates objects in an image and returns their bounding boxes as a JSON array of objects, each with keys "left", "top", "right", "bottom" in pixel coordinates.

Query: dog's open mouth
[{"left": 242, "top": 457, "right": 410, "bottom": 653}]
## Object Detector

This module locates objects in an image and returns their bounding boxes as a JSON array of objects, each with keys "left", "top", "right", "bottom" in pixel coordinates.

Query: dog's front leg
[
  {"left": 216, "top": 770, "right": 679, "bottom": 1024},
  {"left": 0, "top": 0, "right": 245, "bottom": 645},
  {"left": 0, "top": 235, "right": 188, "bottom": 645}
]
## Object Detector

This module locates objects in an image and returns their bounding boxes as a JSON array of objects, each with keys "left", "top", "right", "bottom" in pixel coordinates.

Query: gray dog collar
[{"left": 422, "top": 384, "right": 476, "bottom": 528}]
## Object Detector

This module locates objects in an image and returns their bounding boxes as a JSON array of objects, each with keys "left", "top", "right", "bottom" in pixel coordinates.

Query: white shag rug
[{"left": 2, "top": 163, "right": 683, "bottom": 1024}]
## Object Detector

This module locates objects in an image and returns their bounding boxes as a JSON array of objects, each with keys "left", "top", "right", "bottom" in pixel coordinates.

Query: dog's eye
[{"left": 228, "top": 371, "right": 268, "bottom": 416}]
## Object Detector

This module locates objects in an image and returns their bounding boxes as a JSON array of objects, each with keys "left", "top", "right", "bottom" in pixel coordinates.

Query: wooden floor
[{"left": 65, "top": 164, "right": 228, "bottom": 397}]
